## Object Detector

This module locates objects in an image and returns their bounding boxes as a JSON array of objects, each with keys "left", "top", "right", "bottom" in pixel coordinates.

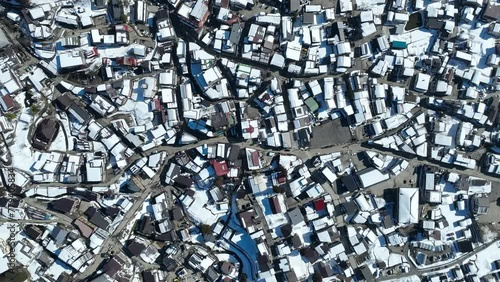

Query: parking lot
[{"left": 310, "top": 119, "right": 353, "bottom": 149}]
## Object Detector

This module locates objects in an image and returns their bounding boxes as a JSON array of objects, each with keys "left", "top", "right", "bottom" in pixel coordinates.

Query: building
[
  {"left": 57, "top": 51, "right": 86, "bottom": 72},
  {"left": 51, "top": 198, "right": 76, "bottom": 214},
  {"left": 177, "top": 0, "right": 210, "bottom": 29},
  {"left": 414, "top": 73, "right": 431, "bottom": 93},
  {"left": 356, "top": 168, "right": 390, "bottom": 188},
  {"left": 397, "top": 188, "right": 419, "bottom": 225},
  {"left": 135, "top": 0, "right": 148, "bottom": 23},
  {"left": 32, "top": 119, "right": 60, "bottom": 150}
]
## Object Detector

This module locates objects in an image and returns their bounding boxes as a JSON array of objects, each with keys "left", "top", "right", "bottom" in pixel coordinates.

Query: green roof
[
  {"left": 392, "top": 41, "right": 407, "bottom": 49},
  {"left": 305, "top": 97, "right": 319, "bottom": 112}
]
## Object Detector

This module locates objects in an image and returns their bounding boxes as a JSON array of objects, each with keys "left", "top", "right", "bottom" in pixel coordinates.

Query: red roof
[
  {"left": 153, "top": 99, "right": 161, "bottom": 111},
  {"left": 271, "top": 196, "right": 282, "bottom": 214},
  {"left": 1, "top": 95, "right": 15, "bottom": 111},
  {"left": 278, "top": 176, "right": 286, "bottom": 184},
  {"left": 117, "top": 56, "right": 137, "bottom": 66},
  {"left": 314, "top": 199, "right": 326, "bottom": 211},
  {"left": 244, "top": 125, "right": 254, "bottom": 133},
  {"left": 251, "top": 151, "right": 259, "bottom": 166},
  {"left": 211, "top": 160, "right": 229, "bottom": 176}
]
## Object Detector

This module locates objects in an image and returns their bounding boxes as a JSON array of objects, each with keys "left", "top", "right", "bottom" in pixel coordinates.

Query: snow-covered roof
[{"left": 398, "top": 188, "right": 419, "bottom": 224}]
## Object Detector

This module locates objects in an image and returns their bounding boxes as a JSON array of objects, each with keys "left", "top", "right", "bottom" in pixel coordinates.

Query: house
[
  {"left": 164, "top": 162, "right": 181, "bottom": 184},
  {"left": 69, "top": 104, "right": 92, "bottom": 124},
  {"left": 171, "top": 206, "right": 184, "bottom": 221},
  {"left": 57, "top": 51, "right": 86, "bottom": 72},
  {"left": 211, "top": 160, "right": 229, "bottom": 176},
  {"left": 136, "top": 216, "right": 155, "bottom": 237},
  {"left": 174, "top": 176, "right": 193, "bottom": 189},
  {"left": 54, "top": 95, "right": 73, "bottom": 111},
  {"left": 398, "top": 188, "right": 419, "bottom": 224},
  {"left": 270, "top": 196, "right": 282, "bottom": 214},
  {"left": 85, "top": 158, "right": 105, "bottom": 183},
  {"left": 288, "top": 208, "right": 305, "bottom": 226},
  {"left": 51, "top": 198, "right": 76, "bottom": 214},
  {"left": 220, "top": 261, "right": 236, "bottom": 276},
  {"left": 102, "top": 256, "right": 124, "bottom": 279},
  {"left": 88, "top": 209, "right": 111, "bottom": 230},
  {"left": 32, "top": 119, "right": 60, "bottom": 150},
  {"left": 177, "top": 0, "right": 210, "bottom": 29},
  {"left": 238, "top": 209, "right": 260, "bottom": 233},
  {"left": 95, "top": 0, "right": 108, "bottom": 8},
  {"left": 50, "top": 226, "right": 68, "bottom": 246},
  {"left": 126, "top": 240, "right": 146, "bottom": 257},
  {"left": 245, "top": 148, "right": 261, "bottom": 170},
  {"left": 358, "top": 265, "right": 374, "bottom": 281},
  {"left": 483, "top": 2, "right": 500, "bottom": 22},
  {"left": 0, "top": 95, "right": 15, "bottom": 112},
  {"left": 356, "top": 168, "right": 390, "bottom": 188},
  {"left": 73, "top": 219, "right": 94, "bottom": 238},
  {"left": 135, "top": 0, "right": 148, "bottom": 23},
  {"left": 24, "top": 225, "right": 44, "bottom": 241},
  {"left": 414, "top": 73, "right": 431, "bottom": 92}
]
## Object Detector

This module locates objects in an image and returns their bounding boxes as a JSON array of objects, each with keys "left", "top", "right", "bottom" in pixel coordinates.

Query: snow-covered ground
[
  {"left": 49, "top": 128, "right": 67, "bottom": 151},
  {"left": 474, "top": 241, "right": 500, "bottom": 277},
  {"left": 9, "top": 94, "right": 40, "bottom": 173}
]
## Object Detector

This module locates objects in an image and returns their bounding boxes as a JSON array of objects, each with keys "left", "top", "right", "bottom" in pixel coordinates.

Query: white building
[
  {"left": 398, "top": 188, "right": 419, "bottom": 224},
  {"left": 414, "top": 73, "right": 430, "bottom": 93}
]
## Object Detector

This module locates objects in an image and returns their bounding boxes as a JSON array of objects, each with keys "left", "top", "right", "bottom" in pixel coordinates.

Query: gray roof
[
  {"left": 0, "top": 29, "right": 10, "bottom": 49},
  {"left": 289, "top": 0, "right": 301, "bottom": 12},
  {"left": 51, "top": 227, "right": 69, "bottom": 245},
  {"left": 229, "top": 23, "right": 242, "bottom": 45},
  {"left": 288, "top": 208, "right": 304, "bottom": 226}
]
